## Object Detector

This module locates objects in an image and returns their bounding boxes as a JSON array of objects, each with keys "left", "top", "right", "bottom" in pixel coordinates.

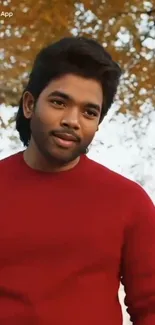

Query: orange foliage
[{"left": 0, "top": 0, "right": 155, "bottom": 113}]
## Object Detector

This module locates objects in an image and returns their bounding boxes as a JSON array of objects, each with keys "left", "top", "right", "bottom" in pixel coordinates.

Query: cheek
[
  {"left": 36, "top": 103, "right": 63, "bottom": 127},
  {"left": 30, "top": 114, "right": 46, "bottom": 139},
  {"left": 33, "top": 107, "right": 57, "bottom": 131},
  {"left": 37, "top": 110, "right": 54, "bottom": 126},
  {"left": 82, "top": 123, "right": 98, "bottom": 142}
]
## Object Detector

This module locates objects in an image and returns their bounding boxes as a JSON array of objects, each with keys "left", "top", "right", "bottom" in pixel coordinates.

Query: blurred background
[{"left": 0, "top": 0, "right": 155, "bottom": 324}]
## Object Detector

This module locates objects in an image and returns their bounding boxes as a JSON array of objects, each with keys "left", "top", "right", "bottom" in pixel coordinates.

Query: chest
[{"left": 0, "top": 180, "right": 124, "bottom": 273}]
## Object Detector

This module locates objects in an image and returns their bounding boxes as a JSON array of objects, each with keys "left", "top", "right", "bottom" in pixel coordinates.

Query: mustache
[{"left": 50, "top": 128, "right": 81, "bottom": 142}]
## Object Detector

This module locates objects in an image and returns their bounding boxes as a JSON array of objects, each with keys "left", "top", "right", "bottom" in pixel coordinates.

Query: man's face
[{"left": 23, "top": 74, "right": 103, "bottom": 164}]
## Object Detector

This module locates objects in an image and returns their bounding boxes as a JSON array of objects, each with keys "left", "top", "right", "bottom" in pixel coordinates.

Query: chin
[{"left": 47, "top": 149, "right": 79, "bottom": 164}]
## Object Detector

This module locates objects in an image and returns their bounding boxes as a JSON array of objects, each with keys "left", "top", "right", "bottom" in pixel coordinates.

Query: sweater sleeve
[{"left": 120, "top": 185, "right": 155, "bottom": 325}]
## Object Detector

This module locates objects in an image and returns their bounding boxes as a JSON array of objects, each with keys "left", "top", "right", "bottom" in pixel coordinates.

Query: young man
[{"left": 0, "top": 37, "right": 155, "bottom": 325}]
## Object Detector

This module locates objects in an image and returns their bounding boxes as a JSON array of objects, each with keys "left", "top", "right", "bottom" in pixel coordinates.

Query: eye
[
  {"left": 50, "top": 99, "right": 66, "bottom": 107},
  {"left": 85, "top": 109, "right": 98, "bottom": 117}
]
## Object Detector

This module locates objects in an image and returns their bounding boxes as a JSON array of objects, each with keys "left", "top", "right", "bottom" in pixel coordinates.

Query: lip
[
  {"left": 53, "top": 133, "right": 78, "bottom": 142},
  {"left": 53, "top": 135, "right": 76, "bottom": 148}
]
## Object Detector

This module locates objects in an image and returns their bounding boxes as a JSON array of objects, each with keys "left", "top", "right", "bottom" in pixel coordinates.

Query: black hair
[{"left": 16, "top": 36, "right": 122, "bottom": 146}]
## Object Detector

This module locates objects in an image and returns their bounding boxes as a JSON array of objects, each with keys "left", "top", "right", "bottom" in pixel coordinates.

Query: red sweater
[{"left": 0, "top": 151, "right": 155, "bottom": 325}]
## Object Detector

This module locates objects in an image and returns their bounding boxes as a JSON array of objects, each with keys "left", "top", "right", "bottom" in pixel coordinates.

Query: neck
[{"left": 23, "top": 141, "right": 80, "bottom": 173}]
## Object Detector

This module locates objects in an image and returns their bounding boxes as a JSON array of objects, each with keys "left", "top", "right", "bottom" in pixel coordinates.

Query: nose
[{"left": 60, "top": 107, "right": 80, "bottom": 130}]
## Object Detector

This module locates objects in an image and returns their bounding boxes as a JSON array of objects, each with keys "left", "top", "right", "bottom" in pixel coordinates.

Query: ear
[{"left": 22, "top": 91, "right": 35, "bottom": 119}]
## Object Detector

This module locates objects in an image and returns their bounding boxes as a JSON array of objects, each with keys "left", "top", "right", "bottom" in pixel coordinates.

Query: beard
[
  {"left": 30, "top": 115, "right": 93, "bottom": 168},
  {"left": 42, "top": 137, "right": 90, "bottom": 165},
  {"left": 32, "top": 130, "right": 91, "bottom": 167}
]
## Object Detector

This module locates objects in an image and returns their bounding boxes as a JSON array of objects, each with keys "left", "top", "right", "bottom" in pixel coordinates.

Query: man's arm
[{"left": 121, "top": 184, "right": 155, "bottom": 325}]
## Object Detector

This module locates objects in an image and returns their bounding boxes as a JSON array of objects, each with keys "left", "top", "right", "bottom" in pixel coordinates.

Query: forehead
[{"left": 41, "top": 74, "right": 103, "bottom": 105}]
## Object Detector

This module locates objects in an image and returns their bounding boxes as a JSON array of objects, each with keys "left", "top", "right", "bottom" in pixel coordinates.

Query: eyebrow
[{"left": 47, "top": 91, "right": 101, "bottom": 112}]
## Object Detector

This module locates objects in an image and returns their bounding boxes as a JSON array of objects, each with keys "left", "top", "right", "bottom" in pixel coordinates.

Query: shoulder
[
  {"left": 85, "top": 155, "right": 136, "bottom": 187},
  {"left": 85, "top": 156, "right": 155, "bottom": 227},
  {"left": 85, "top": 155, "right": 154, "bottom": 205},
  {"left": 0, "top": 151, "right": 23, "bottom": 173}
]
